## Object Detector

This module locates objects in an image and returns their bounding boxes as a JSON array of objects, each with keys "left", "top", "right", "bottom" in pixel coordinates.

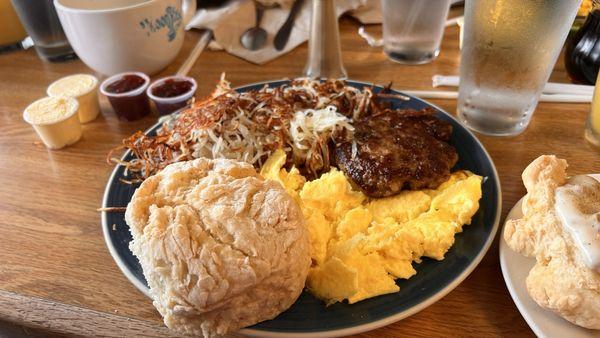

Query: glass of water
[
  {"left": 457, "top": 0, "right": 581, "bottom": 136},
  {"left": 381, "top": 0, "right": 451, "bottom": 64},
  {"left": 11, "top": 0, "right": 75, "bottom": 61}
]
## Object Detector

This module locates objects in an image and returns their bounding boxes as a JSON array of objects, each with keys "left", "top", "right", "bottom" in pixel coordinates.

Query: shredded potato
[
  {"left": 108, "top": 76, "right": 406, "bottom": 181},
  {"left": 290, "top": 106, "right": 354, "bottom": 175}
]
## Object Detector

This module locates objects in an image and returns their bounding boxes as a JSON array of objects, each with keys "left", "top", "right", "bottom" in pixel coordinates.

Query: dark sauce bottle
[{"left": 565, "top": 1, "right": 600, "bottom": 84}]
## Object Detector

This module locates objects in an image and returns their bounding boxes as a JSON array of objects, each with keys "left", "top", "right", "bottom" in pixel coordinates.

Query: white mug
[{"left": 54, "top": 0, "right": 196, "bottom": 75}]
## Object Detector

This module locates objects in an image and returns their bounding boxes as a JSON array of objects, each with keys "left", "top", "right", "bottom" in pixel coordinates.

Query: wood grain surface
[{"left": 0, "top": 12, "right": 597, "bottom": 338}]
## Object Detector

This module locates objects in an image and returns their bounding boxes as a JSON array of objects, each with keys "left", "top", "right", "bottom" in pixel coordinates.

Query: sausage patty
[{"left": 335, "top": 108, "right": 458, "bottom": 197}]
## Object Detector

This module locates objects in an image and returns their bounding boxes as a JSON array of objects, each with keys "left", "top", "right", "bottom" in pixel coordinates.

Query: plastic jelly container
[
  {"left": 147, "top": 76, "right": 197, "bottom": 115},
  {"left": 100, "top": 72, "right": 151, "bottom": 121},
  {"left": 47, "top": 73, "right": 100, "bottom": 123},
  {"left": 23, "top": 96, "right": 82, "bottom": 149}
]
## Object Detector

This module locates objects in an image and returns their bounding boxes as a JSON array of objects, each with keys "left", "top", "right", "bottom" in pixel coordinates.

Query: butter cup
[
  {"left": 23, "top": 97, "right": 82, "bottom": 150},
  {"left": 47, "top": 74, "right": 100, "bottom": 123}
]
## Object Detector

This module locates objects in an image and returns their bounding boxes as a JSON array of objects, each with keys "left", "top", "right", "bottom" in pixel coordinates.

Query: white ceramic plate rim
[
  {"left": 101, "top": 79, "right": 502, "bottom": 338},
  {"left": 499, "top": 174, "right": 600, "bottom": 338}
]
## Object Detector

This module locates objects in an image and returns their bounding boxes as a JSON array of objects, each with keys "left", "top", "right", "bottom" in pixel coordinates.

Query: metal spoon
[{"left": 240, "top": 1, "right": 269, "bottom": 51}]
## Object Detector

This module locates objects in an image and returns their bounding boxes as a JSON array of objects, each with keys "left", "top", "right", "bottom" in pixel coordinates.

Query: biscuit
[
  {"left": 125, "top": 158, "right": 311, "bottom": 337},
  {"left": 504, "top": 155, "right": 600, "bottom": 329}
]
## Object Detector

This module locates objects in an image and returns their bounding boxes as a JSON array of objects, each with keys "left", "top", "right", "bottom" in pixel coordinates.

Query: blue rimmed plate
[{"left": 102, "top": 80, "right": 501, "bottom": 337}]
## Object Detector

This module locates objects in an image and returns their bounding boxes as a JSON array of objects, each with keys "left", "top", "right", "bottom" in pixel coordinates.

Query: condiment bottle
[
  {"left": 304, "top": 0, "right": 347, "bottom": 79},
  {"left": 565, "top": 0, "right": 600, "bottom": 84}
]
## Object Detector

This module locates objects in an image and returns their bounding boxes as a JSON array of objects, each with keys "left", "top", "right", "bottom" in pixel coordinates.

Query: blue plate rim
[{"left": 101, "top": 78, "right": 502, "bottom": 338}]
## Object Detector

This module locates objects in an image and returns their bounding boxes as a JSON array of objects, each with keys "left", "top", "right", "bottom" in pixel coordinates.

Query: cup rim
[
  {"left": 100, "top": 72, "right": 150, "bottom": 99},
  {"left": 23, "top": 96, "right": 80, "bottom": 126},
  {"left": 47, "top": 73, "right": 99, "bottom": 98},
  {"left": 146, "top": 76, "right": 197, "bottom": 103},
  {"left": 54, "top": 0, "right": 159, "bottom": 14}
]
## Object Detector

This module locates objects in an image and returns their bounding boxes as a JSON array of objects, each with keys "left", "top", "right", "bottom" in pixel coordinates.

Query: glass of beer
[
  {"left": 457, "top": 0, "right": 581, "bottom": 136},
  {"left": 586, "top": 72, "right": 600, "bottom": 147},
  {"left": 0, "top": 0, "right": 27, "bottom": 50},
  {"left": 381, "top": 0, "right": 451, "bottom": 64}
]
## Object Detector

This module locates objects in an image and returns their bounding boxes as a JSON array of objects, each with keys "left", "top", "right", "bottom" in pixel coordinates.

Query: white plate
[{"left": 499, "top": 174, "right": 600, "bottom": 338}]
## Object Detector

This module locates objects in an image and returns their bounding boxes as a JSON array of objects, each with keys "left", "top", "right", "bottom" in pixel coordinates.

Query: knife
[{"left": 273, "top": 0, "right": 305, "bottom": 51}]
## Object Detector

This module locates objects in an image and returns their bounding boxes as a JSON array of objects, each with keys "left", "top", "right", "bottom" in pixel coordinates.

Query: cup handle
[
  {"left": 181, "top": 0, "right": 197, "bottom": 27},
  {"left": 358, "top": 26, "right": 383, "bottom": 47}
]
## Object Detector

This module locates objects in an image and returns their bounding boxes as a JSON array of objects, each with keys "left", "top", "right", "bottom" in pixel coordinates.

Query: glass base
[
  {"left": 459, "top": 118, "right": 528, "bottom": 136},
  {"left": 585, "top": 122, "right": 600, "bottom": 148},
  {"left": 384, "top": 49, "right": 439, "bottom": 65},
  {"left": 34, "top": 43, "right": 77, "bottom": 62},
  {"left": 456, "top": 100, "right": 535, "bottom": 136}
]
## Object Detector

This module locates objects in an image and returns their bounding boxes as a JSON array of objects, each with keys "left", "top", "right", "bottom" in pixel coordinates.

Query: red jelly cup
[
  {"left": 147, "top": 76, "right": 197, "bottom": 116},
  {"left": 100, "top": 72, "right": 151, "bottom": 121}
]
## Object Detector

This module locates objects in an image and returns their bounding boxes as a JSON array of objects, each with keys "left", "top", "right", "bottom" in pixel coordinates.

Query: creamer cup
[
  {"left": 47, "top": 73, "right": 100, "bottom": 123},
  {"left": 23, "top": 96, "right": 82, "bottom": 149}
]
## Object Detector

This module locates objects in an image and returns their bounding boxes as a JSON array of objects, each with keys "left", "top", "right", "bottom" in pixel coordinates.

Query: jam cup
[
  {"left": 146, "top": 76, "right": 197, "bottom": 116},
  {"left": 100, "top": 72, "right": 151, "bottom": 121}
]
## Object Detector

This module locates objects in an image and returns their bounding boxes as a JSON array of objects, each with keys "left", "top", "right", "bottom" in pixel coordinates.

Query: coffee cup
[{"left": 54, "top": 0, "right": 196, "bottom": 75}]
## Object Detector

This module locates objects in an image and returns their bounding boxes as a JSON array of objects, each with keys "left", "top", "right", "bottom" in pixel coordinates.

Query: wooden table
[{"left": 0, "top": 14, "right": 597, "bottom": 338}]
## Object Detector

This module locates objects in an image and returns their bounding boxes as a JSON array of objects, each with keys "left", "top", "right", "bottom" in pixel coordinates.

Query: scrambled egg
[{"left": 261, "top": 150, "right": 483, "bottom": 305}]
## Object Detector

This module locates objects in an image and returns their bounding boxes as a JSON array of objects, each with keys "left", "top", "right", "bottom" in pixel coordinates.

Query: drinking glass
[
  {"left": 457, "top": 0, "right": 581, "bottom": 136},
  {"left": 0, "top": 0, "right": 27, "bottom": 51},
  {"left": 586, "top": 72, "right": 600, "bottom": 147},
  {"left": 11, "top": 0, "right": 75, "bottom": 61},
  {"left": 381, "top": 0, "right": 451, "bottom": 64}
]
